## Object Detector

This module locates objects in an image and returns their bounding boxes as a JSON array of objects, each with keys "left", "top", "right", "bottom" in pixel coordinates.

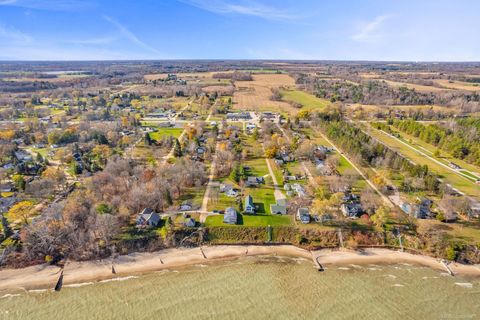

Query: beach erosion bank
[{"left": 1, "top": 245, "right": 480, "bottom": 293}]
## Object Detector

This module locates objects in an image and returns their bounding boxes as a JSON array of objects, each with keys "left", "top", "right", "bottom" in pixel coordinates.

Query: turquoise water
[{"left": 0, "top": 256, "right": 479, "bottom": 320}]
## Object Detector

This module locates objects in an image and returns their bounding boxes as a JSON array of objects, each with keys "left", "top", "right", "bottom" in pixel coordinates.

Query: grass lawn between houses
[
  {"left": 149, "top": 127, "right": 183, "bottom": 141},
  {"left": 204, "top": 213, "right": 292, "bottom": 227}
]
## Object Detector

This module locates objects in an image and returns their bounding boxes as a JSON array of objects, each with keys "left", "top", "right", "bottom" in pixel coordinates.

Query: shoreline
[{"left": 1, "top": 245, "right": 480, "bottom": 294}]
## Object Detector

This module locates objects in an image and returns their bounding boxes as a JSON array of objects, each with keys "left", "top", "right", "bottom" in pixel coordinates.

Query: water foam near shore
[{"left": 0, "top": 255, "right": 479, "bottom": 320}]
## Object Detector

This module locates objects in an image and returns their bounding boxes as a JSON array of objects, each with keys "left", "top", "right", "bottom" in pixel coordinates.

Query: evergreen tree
[
  {"left": 145, "top": 132, "right": 152, "bottom": 146},
  {"left": 173, "top": 138, "right": 182, "bottom": 157}
]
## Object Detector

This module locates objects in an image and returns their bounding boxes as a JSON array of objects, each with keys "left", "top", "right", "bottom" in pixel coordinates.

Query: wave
[
  {"left": 1, "top": 293, "right": 21, "bottom": 299},
  {"left": 28, "top": 289, "right": 49, "bottom": 293},
  {"left": 455, "top": 283, "right": 473, "bottom": 288},
  {"left": 63, "top": 282, "right": 94, "bottom": 288},
  {"left": 99, "top": 276, "right": 139, "bottom": 283}
]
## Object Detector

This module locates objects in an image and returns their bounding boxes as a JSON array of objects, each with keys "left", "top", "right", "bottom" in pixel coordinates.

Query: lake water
[{"left": 0, "top": 256, "right": 479, "bottom": 319}]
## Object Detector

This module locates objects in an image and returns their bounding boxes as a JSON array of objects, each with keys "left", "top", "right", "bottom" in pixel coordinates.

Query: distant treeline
[
  {"left": 212, "top": 71, "right": 253, "bottom": 81},
  {"left": 295, "top": 74, "right": 480, "bottom": 113}
]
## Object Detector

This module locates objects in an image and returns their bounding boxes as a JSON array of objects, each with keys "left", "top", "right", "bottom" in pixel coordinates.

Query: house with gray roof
[
  {"left": 270, "top": 198, "right": 287, "bottom": 215},
  {"left": 245, "top": 195, "right": 255, "bottom": 214},
  {"left": 136, "top": 208, "right": 161, "bottom": 227},
  {"left": 224, "top": 207, "right": 238, "bottom": 224}
]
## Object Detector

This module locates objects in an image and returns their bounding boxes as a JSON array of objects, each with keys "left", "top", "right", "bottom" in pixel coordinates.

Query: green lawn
[
  {"left": 385, "top": 125, "right": 480, "bottom": 178},
  {"left": 281, "top": 89, "right": 331, "bottom": 111},
  {"left": 366, "top": 125, "right": 480, "bottom": 198},
  {"left": 204, "top": 213, "right": 292, "bottom": 227},
  {"left": 177, "top": 186, "right": 206, "bottom": 209},
  {"left": 149, "top": 127, "right": 183, "bottom": 141}
]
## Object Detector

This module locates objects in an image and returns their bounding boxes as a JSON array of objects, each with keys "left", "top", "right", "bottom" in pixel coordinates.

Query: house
[
  {"left": 341, "top": 203, "right": 362, "bottom": 218},
  {"left": 145, "top": 112, "right": 168, "bottom": 119},
  {"left": 246, "top": 123, "right": 256, "bottom": 131},
  {"left": 284, "top": 183, "right": 291, "bottom": 191},
  {"left": 296, "top": 208, "right": 310, "bottom": 224},
  {"left": 315, "top": 145, "right": 333, "bottom": 154},
  {"left": 261, "top": 112, "right": 277, "bottom": 121},
  {"left": 226, "top": 112, "right": 251, "bottom": 120},
  {"left": 469, "top": 201, "right": 480, "bottom": 219},
  {"left": 226, "top": 189, "right": 239, "bottom": 197},
  {"left": 244, "top": 195, "right": 255, "bottom": 214},
  {"left": 196, "top": 147, "right": 206, "bottom": 155},
  {"left": 292, "top": 183, "right": 307, "bottom": 198},
  {"left": 315, "top": 159, "right": 325, "bottom": 170},
  {"left": 224, "top": 207, "right": 237, "bottom": 224},
  {"left": 400, "top": 198, "right": 432, "bottom": 219},
  {"left": 179, "top": 203, "right": 193, "bottom": 211},
  {"left": 136, "top": 208, "right": 161, "bottom": 227},
  {"left": 270, "top": 198, "right": 287, "bottom": 215},
  {"left": 220, "top": 183, "right": 233, "bottom": 193},
  {"left": 279, "top": 150, "right": 292, "bottom": 163},
  {"left": 14, "top": 151, "right": 32, "bottom": 162},
  {"left": 274, "top": 159, "right": 284, "bottom": 166},
  {"left": 246, "top": 176, "right": 264, "bottom": 187},
  {"left": 0, "top": 182, "right": 14, "bottom": 193},
  {"left": 184, "top": 218, "right": 196, "bottom": 228}
]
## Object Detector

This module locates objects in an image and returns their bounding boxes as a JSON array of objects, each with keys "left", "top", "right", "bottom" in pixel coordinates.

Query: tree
[
  {"left": 7, "top": 200, "right": 36, "bottom": 225},
  {"left": 12, "top": 174, "right": 25, "bottom": 191},
  {"left": 42, "top": 167, "right": 66, "bottom": 186},
  {"left": 264, "top": 145, "right": 278, "bottom": 159},
  {"left": 252, "top": 127, "right": 259, "bottom": 140},
  {"left": 230, "top": 162, "right": 242, "bottom": 183},
  {"left": 1, "top": 214, "right": 12, "bottom": 238},
  {"left": 371, "top": 206, "right": 390, "bottom": 230},
  {"left": 173, "top": 138, "right": 182, "bottom": 157},
  {"left": 145, "top": 132, "right": 152, "bottom": 146}
]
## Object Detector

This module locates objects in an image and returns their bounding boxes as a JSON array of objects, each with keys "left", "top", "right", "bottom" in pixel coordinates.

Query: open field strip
[
  {"left": 280, "top": 89, "right": 331, "bottom": 111},
  {"left": 381, "top": 125, "right": 480, "bottom": 180},
  {"left": 363, "top": 124, "right": 480, "bottom": 198}
]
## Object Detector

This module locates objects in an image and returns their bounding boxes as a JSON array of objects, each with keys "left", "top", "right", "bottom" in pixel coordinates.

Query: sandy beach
[{"left": 1, "top": 245, "right": 479, "bottom": 293}]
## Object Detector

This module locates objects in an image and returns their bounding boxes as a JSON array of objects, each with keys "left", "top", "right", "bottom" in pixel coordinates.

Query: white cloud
[
  {"left": 0, "top": 0, "right": 90, "bottom": 10},
  {"left": 0, "top": 24, "right": 32, "bottom": 44},
  {"left": 103, "top": 15, "right": 161, "bottom": 55},
  {"left": 352, "top": 14, "right": 392, "bottom": 42},
  {"left": 179, "top": 0, "right": 297, "bottom": 20}
]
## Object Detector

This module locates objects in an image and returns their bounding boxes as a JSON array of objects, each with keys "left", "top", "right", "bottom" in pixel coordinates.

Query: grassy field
[
  {"left": 417, "top": 219, "right": 480, "bottom": 245},
  {"left": 204, "top": 213, "right": 292, "bottom": 227},
  {"left": 280, "top": 89, "right": 331, "bottom": 111},
  {"left": 148, "top": 127, "right": 183, "bottom": 141},
  {"left": 365, "top": 124, "right": 480, "bottom": 198},
  {"left": 382, "top": 79, "right": 454, "bottom": 92},
  {"left": 434, "top": 79, "right": 480, "bottom": 91},
  {"left": 383, "top": 125, "right": 480, "bottom": 177},
  {"left": 233, "top": 74, "right": 296, "bottom": 114}
]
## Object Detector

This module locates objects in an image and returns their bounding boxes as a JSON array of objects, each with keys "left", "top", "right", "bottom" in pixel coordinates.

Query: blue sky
[{"left": 0, "top": 0, "right": 479, "bottom": 61}]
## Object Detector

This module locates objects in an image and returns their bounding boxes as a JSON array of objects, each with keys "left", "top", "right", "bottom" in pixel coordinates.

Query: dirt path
[
  {"left": 314, "top": 128, "right": 394, "bottom": 207},
  {"left": 372, "top": 125, "right": 478, "bottom": 186}
]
